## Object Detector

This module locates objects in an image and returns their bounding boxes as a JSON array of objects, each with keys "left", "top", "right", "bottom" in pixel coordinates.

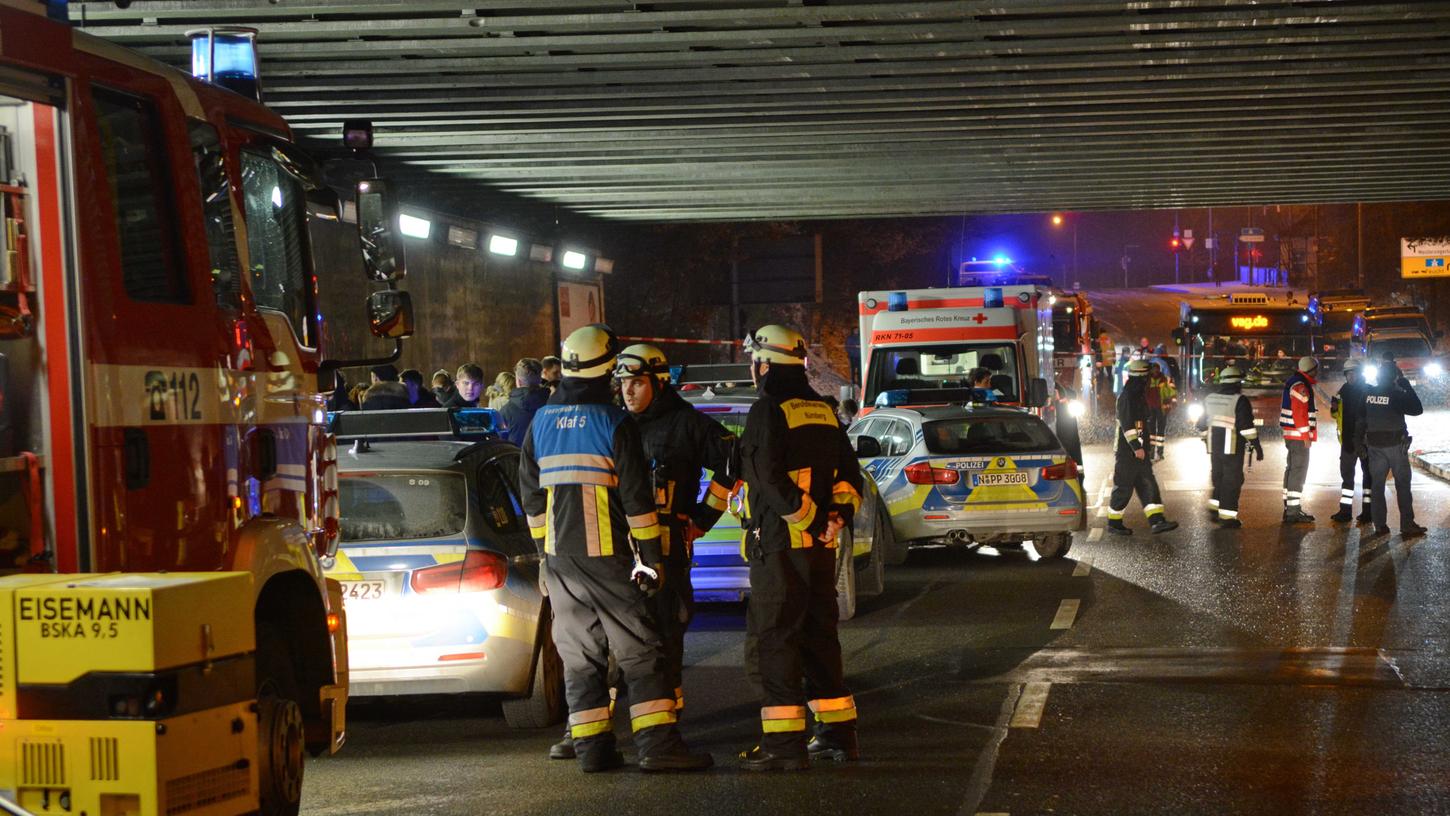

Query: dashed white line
[
  {"left": 1087, "top": 528, "right": 1104, "bottom": 542},
  {"left": 1010, "top": 682, "right": 1051, "bottom": 728},
  {"left": 1072, "top": 556, "right": 1094, "bottom": 577},
  {"left": 1050, "top": 599, "right": 1081, "bottom": 630}
]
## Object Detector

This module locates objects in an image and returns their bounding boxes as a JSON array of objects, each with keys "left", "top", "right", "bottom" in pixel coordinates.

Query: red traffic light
[{"left": 1169, "top": 237, "right": 1182, "bottom": 251}]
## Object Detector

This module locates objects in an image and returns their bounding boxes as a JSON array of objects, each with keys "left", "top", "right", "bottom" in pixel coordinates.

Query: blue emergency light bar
[
  {"left": 326, "top": 408, "right": 506, "bottom": 440},
  {"left": 984, "top": 287, "right": 1004, "bottom": 308},
  {"left": 887, "top": 292, "right": 909, "bottom": 312},
  {"left": 188, "top": 28, "right": 262, "bottom": 102}
]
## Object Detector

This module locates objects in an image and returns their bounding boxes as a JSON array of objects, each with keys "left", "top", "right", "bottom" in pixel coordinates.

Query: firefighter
[
  {"left": 614, "top": 343, "right": 739, "bottom": 717},
  {"left": 520, "top": 324, "right": 712, "bottom": 774},
  {"left": 1197, "top": 366, "right": 1262, "bottom": 528},
  {"left": 1279, "top": 356, "right": 1320, "bottom": 524},
  {"left": 1355, "top": 357, "right": 1427, "bottom": 537},
  {"left": 1107, "top": 359, "right": 1179, "bottom": 536},
  {"left": 1330, "top": 358, "right": 1374, "bottom": 523},
  {"left": 737, "top": 324, "right": 864, "bottom": 771},
  {"left": 1146, "top": 360, "right": 1176, "bottom": 462}
]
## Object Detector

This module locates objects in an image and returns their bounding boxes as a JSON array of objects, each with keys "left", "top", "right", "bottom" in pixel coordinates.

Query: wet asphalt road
[{"left": 302, "top": 432, "right": 1450, "bottom": 816}]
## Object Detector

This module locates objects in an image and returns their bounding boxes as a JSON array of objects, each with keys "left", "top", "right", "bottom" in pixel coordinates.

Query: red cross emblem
[{"left": 971, "top": 313, "right": 988, "bottom": 324}]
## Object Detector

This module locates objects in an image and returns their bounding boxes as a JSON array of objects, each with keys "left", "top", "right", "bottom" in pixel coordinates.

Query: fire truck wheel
[
  {"left": 257, "top": 623, "right": 305, "bottom": 816},
  {"left": 502, "top": 611, "right": 566, "bottom": 729}
]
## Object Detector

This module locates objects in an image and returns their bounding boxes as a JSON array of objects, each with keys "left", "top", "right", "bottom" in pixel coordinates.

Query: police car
[
  {"left": 848, "top": 405, "right": 1084, "bottom": 559},
  {"left": 678, "top": 366, "right": 896, "bottom": 621},
  {"left": 323, "top": 409, "right": 563, "bottom": 728}
]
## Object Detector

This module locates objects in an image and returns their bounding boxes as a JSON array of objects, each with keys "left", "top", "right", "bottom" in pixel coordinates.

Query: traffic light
[{"left": 1169, "top": 237, "right": 1183, "bottom": 252}]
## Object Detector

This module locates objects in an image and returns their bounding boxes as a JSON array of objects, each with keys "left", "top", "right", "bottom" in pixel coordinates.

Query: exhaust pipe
[{"left": 945, "top": 529, "right": 969, "bottom": 544}]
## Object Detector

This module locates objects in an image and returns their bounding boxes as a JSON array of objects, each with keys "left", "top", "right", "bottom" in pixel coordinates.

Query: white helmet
[
  {"left": 615, "top": 343, "right": 670, "bottom": 384},
  {"left": 560, "top": 324, "right": 620, "bottom": 379},
  {"left": 744, "top": 324, "right": 808, "bottom": 366}
]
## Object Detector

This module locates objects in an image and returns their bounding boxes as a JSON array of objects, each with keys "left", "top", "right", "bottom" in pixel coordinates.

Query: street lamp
[{"left": 1050, "top": 213, "right": 1077, "bottom": 289}]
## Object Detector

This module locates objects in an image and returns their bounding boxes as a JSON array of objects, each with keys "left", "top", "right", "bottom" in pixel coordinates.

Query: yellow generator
[{"left": 0, "top": 573, "right": 258, "bottom": 816}]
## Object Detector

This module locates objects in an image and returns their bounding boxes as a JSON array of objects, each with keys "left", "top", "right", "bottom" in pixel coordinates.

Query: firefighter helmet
[
  {"left": 560, "top": 324, "right": 620, "bottom": 378},
  {"left": 1343, "top": 357, "right": 1361, "bottom": 372},
  {"left": 744, "top": 324, "right": 808, "bottom": 365},
  {"left": 1126, "top": 359, "right": 1152, "bottom": 377},
  {"left": 615, "top": 343, "right": 670, "bottom": 384},
  {"left": 1218, "top": 365, "right": 1244, "bottom": 384},
  {"left": 1298, "top": 356, "right": 1319, "bottom": 374}
]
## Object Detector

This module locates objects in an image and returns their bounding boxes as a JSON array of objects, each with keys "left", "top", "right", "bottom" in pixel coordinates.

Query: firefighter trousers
[
  {"left": 653, "top": 546, "right": 695, "bottom": 713},
  {"left": 1210, "top": 450, "right": 1245, "bottom": 519},
  {"left": 1283, "top": 439, "right": 1311, "bottom": 508},
  {"left": 1338, "top": 444, "right": 1372, "bottom": 512},
  {"left": 1109, "top": 450, "right": 1166, "bottom": 521},
  {"left": 744, "top": 546, "right": 856, "bottom": 755},
  {"left": 1366, "top": 442, "right": 1415, "bottom": 529},
  {"left": 545, "top": 554, "right": 687, "bottom": 759}
]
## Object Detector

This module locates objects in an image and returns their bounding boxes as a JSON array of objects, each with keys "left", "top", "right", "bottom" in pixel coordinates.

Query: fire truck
[
  {"left": 857, "top": 284, "right": 1057, "bottom": 416},
  {"left": 0, "top": 5, "right": 413, "bottom": 814}
]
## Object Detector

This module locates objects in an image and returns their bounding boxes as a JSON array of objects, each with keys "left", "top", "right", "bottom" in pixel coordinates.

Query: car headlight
[
  {"left": 1425, "top": 361, "right": 1443, "bottom": 379},
  {"left": 1067, "top": 399, "right": 1086, "bottom": 418},
  {"left": 1187, "top": 402, "right": 1204, "bottom": 423}
]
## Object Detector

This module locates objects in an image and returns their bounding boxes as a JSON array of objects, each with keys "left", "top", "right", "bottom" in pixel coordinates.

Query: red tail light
[
  {"left": 410, "top": 550, "right": 508, "bottom": 594},
  {"left": 1041, "top": 460, "right": 1080, "bottom": 480},
  {"left": 904, "top": 462, "right": 960, "bottom": 485}
]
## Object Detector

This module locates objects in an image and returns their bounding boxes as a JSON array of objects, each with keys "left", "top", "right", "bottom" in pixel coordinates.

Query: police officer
[
  {"left": 520, "top": 325, "right": 712, "bottom": 774},
  {"left": 1197, "top": 366, "right": 1262, "bottom": 528},
  {"left": 1355, "top": 358, "right": 1427, "bottom": 537},
  {"left": 1330, "top": 358, "right": 1373, "bottom": 523},
  {"left": 614, "top": 343, "right": 739, "bottom": 716},
  {"left": 1107, "top": 359, "right": 1178, "bottom": 535},
  {"left": 738, "top": 325, "right": 864, "bottom": 771},
  {"left": 1279, "top": 356, "right": 1320, "bottom": 524}
]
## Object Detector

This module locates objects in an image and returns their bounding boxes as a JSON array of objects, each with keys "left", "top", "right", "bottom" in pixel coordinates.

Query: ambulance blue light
[
  {"left": 875, "top": 389, "right": 910, "bottom": 408},
  {"left": 984, "top": 287, "right": 1004, "bottom": 309},
  {"left": 189, "top": 28, "right": 262, "bottom": 102},
  {"left": 887, "top": 292, "right": 909, "bottom": 312},
  {"left": 993, "top": 255, "right": 1011, "bottom": 266}
]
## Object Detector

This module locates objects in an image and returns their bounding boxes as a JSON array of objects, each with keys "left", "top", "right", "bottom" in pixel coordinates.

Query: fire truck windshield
[{"left": 865, "top": 343, "right": 1019, "bottom": 404}]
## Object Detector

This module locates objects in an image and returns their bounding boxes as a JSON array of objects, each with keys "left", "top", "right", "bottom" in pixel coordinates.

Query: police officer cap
[
  {"left": 1298, "top": 356, "right": 1319, "bottom": 374},
  {"left": 1127, "top": 359, "right": 1152, "bottom": 376},
  {"left": 1218, "top": 366, "right": 1244, "bottom": 384}
]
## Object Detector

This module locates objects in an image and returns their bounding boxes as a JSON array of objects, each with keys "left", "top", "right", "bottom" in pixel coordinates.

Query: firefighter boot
[
  {"left": 1148, "top": 515, "right": 1178, "bottom": 534},
  {"left": 739, "top": 745, "right": 811, "bottom": 772},
  {"left": 1330, "top": 506, "right": 1354, "bottom": 523},
  {"left": 1282, "top": 507, "right": 1315, "bottom": 524},
  {"left": 807, "top": 730, "right": 860, "bottom": 762},
  {"left": 549, "top": 729, "right": 576, "bottom": 760},
  {"left": 1106, "top": 519, "right": 1132, "bottom": 536},
  {"left": 635, "top": 725, "right": 713, "bottom": 773},
  {"left": 1357, "top": 506, "right": 1374, "bottom": 524},
  {"left": 574, "top": 736, "right": 625, "bottom": 774}
]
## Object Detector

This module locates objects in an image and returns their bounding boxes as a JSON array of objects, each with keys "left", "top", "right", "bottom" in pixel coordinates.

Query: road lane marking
[
  {"left": 957, "top": 686, "right": 1023, "bottom": 816},
  {"left": 1072, "top": 556, "right": 1094, "bottom": 577},
  {"left": 1010, "top": 682, "right": 1051, "bottom": 728},
  {"left": 1087, "top": 528, "right": 1103, "bottom": 542},
  {"left": 1050, "top": 599, "right": 1081, "bottom": 630}
]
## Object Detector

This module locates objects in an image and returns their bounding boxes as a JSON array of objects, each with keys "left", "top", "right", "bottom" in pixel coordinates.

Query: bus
[{"left": 1176, "top": 291, "right": 1314, "bottom": 404}]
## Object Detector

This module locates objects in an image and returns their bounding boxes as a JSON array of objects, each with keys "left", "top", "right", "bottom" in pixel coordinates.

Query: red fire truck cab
[{"left": 0, "top": 5, "right": 412, "bottom": 814}]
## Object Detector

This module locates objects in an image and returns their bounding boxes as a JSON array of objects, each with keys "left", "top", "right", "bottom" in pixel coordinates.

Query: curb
[{"left": 1409, "top": 449, "right": 1450, "bottom": 483}]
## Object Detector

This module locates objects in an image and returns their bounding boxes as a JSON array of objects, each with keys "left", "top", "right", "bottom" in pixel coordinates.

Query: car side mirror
[
  {"left": 357, "top": 178, "right": 406, "bottom": 281},
  {"left": 854, "top": 436, "right": 882, "bottom": 458},
  {"left": 368, "top": 289, "right": 414, "bottom": 339},
  {"left": 1028, "top": 377, "right": 1050, "bottom": 408}
]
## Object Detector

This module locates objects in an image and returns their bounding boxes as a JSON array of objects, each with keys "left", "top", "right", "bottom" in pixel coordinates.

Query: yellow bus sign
[
  {"left": 1229, "top": 315, "right": 1271, "bottom": 330},
  {"left": 1401, "top": 238, "right": 1450, "bottom": 278}
]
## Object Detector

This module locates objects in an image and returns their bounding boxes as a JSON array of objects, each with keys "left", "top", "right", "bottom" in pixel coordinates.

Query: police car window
[
  {"left": 241, "top": 149, "right": 315, "bottom": 347},
  {"left": 477, "top": 460, "right": 522, "bottom": 535},
  {"left": 882, "top": 420, "right": 912, "bottom": 456},
  {"left": 922, "top": 416, "right": 1057, "bottom": 455},
  {"left": 339, "top": 472, "right": 466, "bottom": 541},
  {"left": 92, "top": 88, "right": 189, "bottom": 304},
  {"left": 847, "top": 417, "right": 881, "bottom": 439}
]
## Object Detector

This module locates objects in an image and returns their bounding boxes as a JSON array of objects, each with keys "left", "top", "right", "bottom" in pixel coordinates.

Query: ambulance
[
  {"left": 0, "top": 4, "right": 413, "bottom": 814},
  {"left": 857, "top": 284, "right": 1057, "bottom": 417}
]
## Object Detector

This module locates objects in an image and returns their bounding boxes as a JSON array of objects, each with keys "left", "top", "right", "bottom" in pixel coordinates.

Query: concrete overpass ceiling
[{"left": 76, "top": 1, "right": 1450, "bottom": 221}]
